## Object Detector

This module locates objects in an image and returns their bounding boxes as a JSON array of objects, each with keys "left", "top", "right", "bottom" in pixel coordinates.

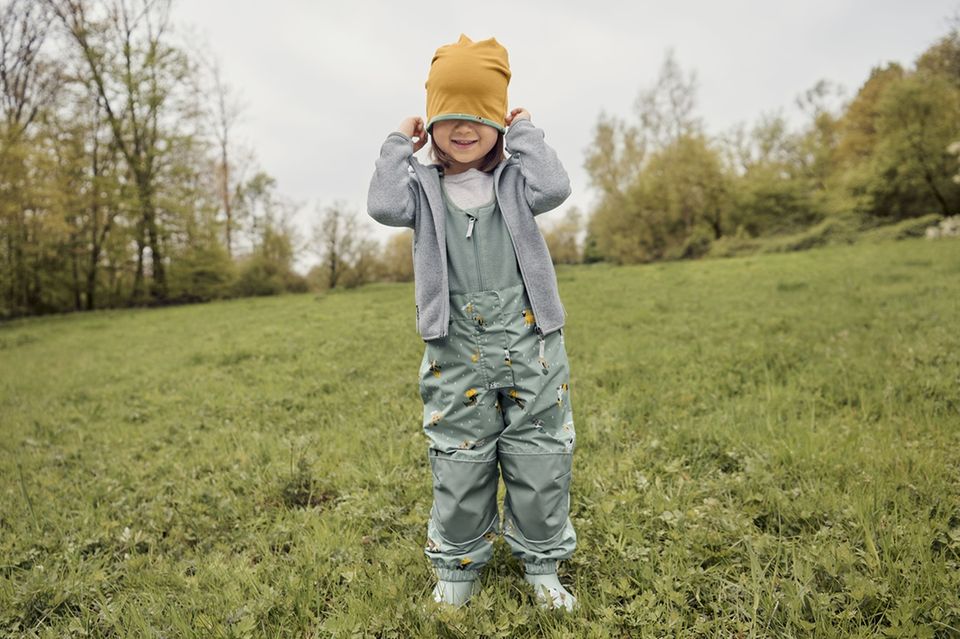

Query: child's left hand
[{"left": 506, "top": 108, "right": 531, "bottom": 126}]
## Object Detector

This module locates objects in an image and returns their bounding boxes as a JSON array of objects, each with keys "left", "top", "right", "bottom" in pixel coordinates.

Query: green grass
[{"left": 1, "top": 238, "right": 959, "bottom": 638}]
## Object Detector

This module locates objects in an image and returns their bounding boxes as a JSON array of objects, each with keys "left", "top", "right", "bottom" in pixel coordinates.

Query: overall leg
[
  {"left": 498, "top": 326, "right": 577, "bottom": 577},
  {"left": 419, "top": 321, "right": 506, "bottom": 584}
]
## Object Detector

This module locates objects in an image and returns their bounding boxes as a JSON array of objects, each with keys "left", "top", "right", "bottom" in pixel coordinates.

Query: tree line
[
  {"left": 0, "top": 0, "right": 342, "bottom": 318},
  {"left": 1, "top": 2, "right": 958, "bottom": 318},
  {"left": 582, "top": 23, "right": 960, "bottom": 263}
]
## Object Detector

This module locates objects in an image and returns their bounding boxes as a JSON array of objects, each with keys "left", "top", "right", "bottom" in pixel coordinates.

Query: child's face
[{"left": 431, "top": 119, "right": 499, "bottom": 173}]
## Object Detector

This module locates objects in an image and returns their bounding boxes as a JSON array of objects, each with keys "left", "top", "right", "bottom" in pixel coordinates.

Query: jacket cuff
[{"left": 505, "top": 117, "right": 535, "bottom": 139}]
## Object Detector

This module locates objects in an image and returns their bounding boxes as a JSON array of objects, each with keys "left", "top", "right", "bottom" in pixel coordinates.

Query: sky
[{"left": 175, "top": 0, "right": 958, "bottom": 267}]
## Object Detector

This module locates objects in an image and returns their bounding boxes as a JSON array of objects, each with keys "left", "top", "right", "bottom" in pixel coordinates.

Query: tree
[
  {"left": 51, "top": 91, "right": 127, "bottom": 310},
  {"left": 624, "top": 134, "right": 729, "bottom": 260},
  {"left": 338, "top": 236, "right": 381, "bottom": 289},
  {"left": 725, "top": 110, "right": 829, "bottom": 236},
  {"left": 0, "top": 0, "right": 59, "bottom": 315},
  {"left": 835, "top": 64, "right": 905, "bottom": 166},
  {"left": 540, "top": 207, "right": 581, "bottom": 265},
  {"left": 234, "top": 171, "right": 276, "bottom": 252},
  {"left": 837, "top": 64, "right": 960, "bottom": 220},
  {"left": 634, "top": 48, "right": 701, "bottom": 149},
  {"left": 47, "top": 0, "right": 190, "bottom": 302},
  {"left": 916, "top": 16, "right": 960, "bottom": 88},
  {"left": 872, "top": 72, "right": 960, "bottom": 217},
  {"left": 311, "top": 202, "right": 358, "bottom": 290},
  {"left": 378, "top": 230, "right": 413, "bottom": 282},
  {"left": 234, "top": 223, "right": 301, "bottom": 297},
  {"left": 0, "top": 0, "right": 57, "bottom": 143},
  {"left": 198, "top": 57, "right": 249, "bottom": 258},
  {"left": 231, "top": 170, "right": 304, "bottom": 295},
  {"left": 583, "top": 50, "right": 725, "bottom": 263},
  {"left": 794, "top": 80, "right": 842, "bottom": 195},
  {"left": 0, "top": 0, "right": 296, "bottom": 316}
]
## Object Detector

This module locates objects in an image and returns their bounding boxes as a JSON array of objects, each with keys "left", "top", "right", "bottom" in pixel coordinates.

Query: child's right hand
[{"left": 397, "top": 117, "right": 428, "bottom": 153}]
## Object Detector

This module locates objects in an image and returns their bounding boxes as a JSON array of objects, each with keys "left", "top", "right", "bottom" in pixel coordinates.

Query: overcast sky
[{"left": 175, "top": 0, "right": 958, "bottom": 264}]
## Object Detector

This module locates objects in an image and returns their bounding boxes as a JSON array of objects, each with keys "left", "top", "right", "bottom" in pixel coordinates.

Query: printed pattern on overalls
[{"left": 419, "top": 283, "right": 577, "bottom": 583}]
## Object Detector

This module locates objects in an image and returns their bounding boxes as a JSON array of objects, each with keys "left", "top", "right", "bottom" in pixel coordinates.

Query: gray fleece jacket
[{"left": 367, "top": 118, "right": 571, "bottom": 341}]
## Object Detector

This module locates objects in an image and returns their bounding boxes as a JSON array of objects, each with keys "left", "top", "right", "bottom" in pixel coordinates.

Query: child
[{"left": 367, "top": 34, "right": 577, "bottom": 611}]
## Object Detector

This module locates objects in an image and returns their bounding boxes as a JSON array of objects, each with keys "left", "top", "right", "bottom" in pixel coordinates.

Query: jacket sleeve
[
  {"left": 367, "top": 132, "right": 418, "bottom": 228},
  {"left": 504, "top": 118, "right": 572, "bottom": 216}
]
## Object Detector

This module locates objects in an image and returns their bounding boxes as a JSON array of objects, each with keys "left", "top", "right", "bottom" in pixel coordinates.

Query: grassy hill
[{"left": 1, "top": 239, "right": 959, "bottom": 637}]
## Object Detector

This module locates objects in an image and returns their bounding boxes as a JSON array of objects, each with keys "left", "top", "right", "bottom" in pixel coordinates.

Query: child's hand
[
  {"left": 397, "top": 116, "right": 428, "bottom": 153},
  {"left": 506, "top": 108, "right": 531, "bottom": 126}
]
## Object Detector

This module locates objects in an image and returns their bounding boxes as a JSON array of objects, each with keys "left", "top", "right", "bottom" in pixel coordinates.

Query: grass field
[{"left": 1, "top": 239, "right": 959, "bottom": 638}]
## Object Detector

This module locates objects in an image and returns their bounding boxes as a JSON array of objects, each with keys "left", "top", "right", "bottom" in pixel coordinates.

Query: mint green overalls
[{"left": 419, "top": 186, "right": 577, "bottom": 584}]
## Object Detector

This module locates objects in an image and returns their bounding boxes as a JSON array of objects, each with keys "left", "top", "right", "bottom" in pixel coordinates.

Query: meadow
[{"left": 1, "top": 238, "right": 959, "bottom": 638}]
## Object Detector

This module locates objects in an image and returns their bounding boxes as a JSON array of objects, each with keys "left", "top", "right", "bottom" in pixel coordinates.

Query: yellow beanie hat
[{"left": 425, "top": 34, "right": 511, "bottom": 133}]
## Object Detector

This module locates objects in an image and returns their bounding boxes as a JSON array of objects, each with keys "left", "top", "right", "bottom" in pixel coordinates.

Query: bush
[
  {"left": 708, "top": 229, "right": 764, "bottom": 258},
  {"left": 167, "top": 243, "right": 236, "bottom": 302},
  {"left": 232, "top": 255, "right": 306, "bottom": 297},
  {"left": 677, "top": 225, "right": 715, "bottom": 259},
  {"left": 708, "top": 215, "right": 862, "bottom": 258},
  {"left": 760, "top": 216, "right": 860, "bottom": 253},
  {"left": 861, "top": 213, "right": 944, "bottom": 242}
]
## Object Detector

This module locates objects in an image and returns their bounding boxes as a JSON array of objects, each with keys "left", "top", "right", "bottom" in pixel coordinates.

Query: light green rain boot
[
  {"left": 524, "top": 573, "right": 577, "bottom": 612},
  {"left": 432, "top": 579, "right": 481, "bottom": 607}
]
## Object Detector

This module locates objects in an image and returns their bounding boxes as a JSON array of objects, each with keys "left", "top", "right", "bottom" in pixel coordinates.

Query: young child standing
[{"left": 367, "top": 34, "right": 577, "bottom": 611}]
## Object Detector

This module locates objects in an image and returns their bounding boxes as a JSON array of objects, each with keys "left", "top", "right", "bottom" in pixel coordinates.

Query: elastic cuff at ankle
[
  {"left": 523, "top": 560, "right": 558, "bottom": 575},
  {"left": 435, "top": 568, "right": 480, "bottom": 582}
]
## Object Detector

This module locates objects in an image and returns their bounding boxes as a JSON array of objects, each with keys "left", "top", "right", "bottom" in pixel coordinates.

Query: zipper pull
[
  {"left": 538, "top": 333, "right": 548, "bottom": 372},
  {"left": 466, "top": 216, "right": 476, "bottom": 238}
]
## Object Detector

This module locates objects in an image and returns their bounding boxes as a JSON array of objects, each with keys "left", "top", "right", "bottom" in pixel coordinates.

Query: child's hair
[{"left": 430, "top": 131, "right": 505, "bottom": 173}]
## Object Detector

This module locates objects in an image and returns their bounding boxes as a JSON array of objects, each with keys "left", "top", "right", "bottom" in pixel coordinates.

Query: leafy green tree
[
  {"left": 234, "top": 224, "right": 303, "bottom": 296},
  {"left": 835, "top": 64, "right": 905, "bottom": 166},
  {"left": 584, "top": 51, "right": 729, "bottom": 262},
  {"left": 168, "top": 241, "right": 235, "bottom": 301},
  {"left": 0, "top": 0, "right": 59, "bottom": 316},
  {"left": 48, "top": 0, "right": 192, "bottom": 302},
  {"left": 231, "top": 171, "right": 305, "bottom": 295},
  {"left": 833, "top": 52, "right": 960, "bottom": 221},
  {"left": 726, "top": 111, "right": 828, "bottom": 236},
  {"left": 630, "top": 134, "right": 729, "bottom": 260},
  {"left": 869, "top": 72, "right": 960, "bottom": 217},
  {"left": 0, "top": 0, "right": 300, "bottom": 316},
  {"left": 916, "top": 18, "right": 960, "bottom": 88}
]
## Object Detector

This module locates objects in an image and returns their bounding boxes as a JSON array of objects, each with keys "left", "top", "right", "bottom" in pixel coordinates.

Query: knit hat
[{"left": 425, "top": 34, "right": 511, "bottom": 133}]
